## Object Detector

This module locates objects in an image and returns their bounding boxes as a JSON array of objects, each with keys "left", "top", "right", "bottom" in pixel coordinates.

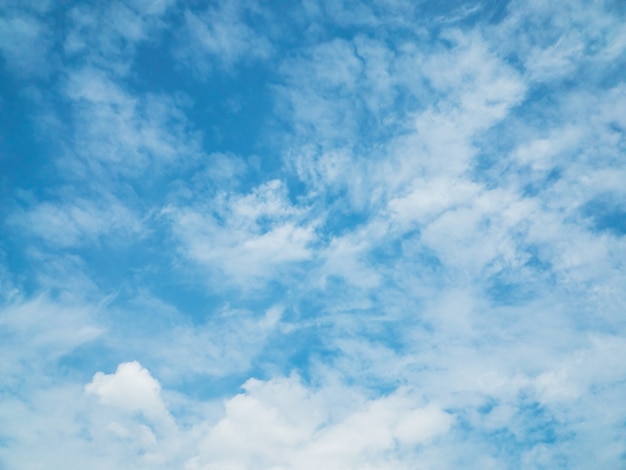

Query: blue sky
[{"left": 1, "top": 0, "right": 626, "bottom": 468}]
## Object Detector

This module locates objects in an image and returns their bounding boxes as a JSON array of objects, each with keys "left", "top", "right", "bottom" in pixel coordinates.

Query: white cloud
[
  {"left": 0, "top": 295, "right": 103, "bottom": 376},
  {"left": 62, "top": 0, "right": 174, "bottom": 74},
  {"left": 177, "top": 3, "right": 273, "bottom": 75},
  {"left": 191, "top": 376, "right": 454, "bottom": 469},
  {"left": 130, "top": 304, "right": 286, "bottom": 380},
  {"left": 412, "top": 31, "right": 526, "bottom": 174},
  {"left": 61, "top": 68, "right": 201, "bottom": 180},
  {"left": 280, "top": 26, "right": 526, "bottom": 223},
  {"left": 277, "top": 36, "right": 387, "bottom": 158},
  {"left": 418, "top": 188, "right": 531, "bottom": 273},
  {"left": 318, "top": 230, "right": 382, "bottom": 289},
  {"left": 86, "top": 361, "right": 170, "bottom": 421},
  {"left": 512, "top": 125, "right": 581, "bottom": 171},
  {"left": 0, "top": 9, "right": 53, "bottom": 78},
  {"left": 387, "top": 177, "right": 481, "bottom": 229},
  {"left": 167, "top": 180, "right": 317, "bottom": 285},
  {"left": 13, "top": 197, "right": 143, "bottom": 248},
  {"left": 0, "top": 363, "right": 456, "bottom": 469},
  {"left": 492, "top": 0, "right": 626, "bottom": 83}
]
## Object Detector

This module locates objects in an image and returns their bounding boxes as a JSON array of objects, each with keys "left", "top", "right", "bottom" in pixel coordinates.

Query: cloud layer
[{"left": 1, "top": 0, "right": 626, "bottom": 468}]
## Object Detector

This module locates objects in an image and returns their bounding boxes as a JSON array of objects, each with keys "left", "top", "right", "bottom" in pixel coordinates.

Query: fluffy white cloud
[
  {"left": 85, "top": 361, "right": 168, "bottom": 419},
  {"left": 0, "top": 362, "right": 455, "bottom": 469},
  {"left": 190, "top": 376, "right": 454, "bottom": 469}
]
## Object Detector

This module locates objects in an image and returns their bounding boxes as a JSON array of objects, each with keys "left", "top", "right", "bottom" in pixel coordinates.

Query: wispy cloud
[
  {"left": 0, "top": 295, "right": 104, "bottom": 381},
  {"left": 176, "top": 2, "right": 274, "bottom": 76},
  {"left": 166, "top": 179, "right": 318, "bottom": 285},
  {"left": 12, "top": 196, "right": 143, "bottom": 248},
  {"left": 60, "top": 67, "right": 202, "bottom": 181},
  {"left": 62, "top": 0, "right": 175, "bottom": 75},
  {"left": 0, "top": 3, "right": 55, "bottom": 78}
]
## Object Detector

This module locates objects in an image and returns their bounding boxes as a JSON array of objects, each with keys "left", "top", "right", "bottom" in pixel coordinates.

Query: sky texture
[{"left": 1, "top": 0, "right": 626, "bottom": 468}]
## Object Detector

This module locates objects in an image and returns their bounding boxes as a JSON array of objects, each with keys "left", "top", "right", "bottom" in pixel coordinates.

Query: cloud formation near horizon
[{"left": 1, "top": 0, "right": 626, "bottom": 468}]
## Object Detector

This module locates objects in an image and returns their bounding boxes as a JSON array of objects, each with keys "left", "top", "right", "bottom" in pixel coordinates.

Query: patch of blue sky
[
  {"left": 581, "top": 195, "right": 626, "bottom": 236},
  {"left": 457, "top": 416, "right": 560, "bottom": 464},
  {"left": 57, "top": 340, "right": 121, "bottom": 383},
  {"left": 0, "top": 85, "right": 59, "bottom": 201},
  {"left": 485, "top": 271, "right": 539, "bottom": 307}
]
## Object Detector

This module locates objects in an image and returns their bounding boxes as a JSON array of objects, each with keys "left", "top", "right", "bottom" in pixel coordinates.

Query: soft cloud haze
[{"left": 1, "top": 0, "right": 626, "bottom": 468}]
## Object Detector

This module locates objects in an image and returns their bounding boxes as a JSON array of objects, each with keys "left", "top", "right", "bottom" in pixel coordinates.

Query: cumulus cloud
[
  {"left": 86, "top": 361, "right": 170, "bottom": 421},
  {"left": 188, "top": 376, "right": 455, "bottom": 469}
]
